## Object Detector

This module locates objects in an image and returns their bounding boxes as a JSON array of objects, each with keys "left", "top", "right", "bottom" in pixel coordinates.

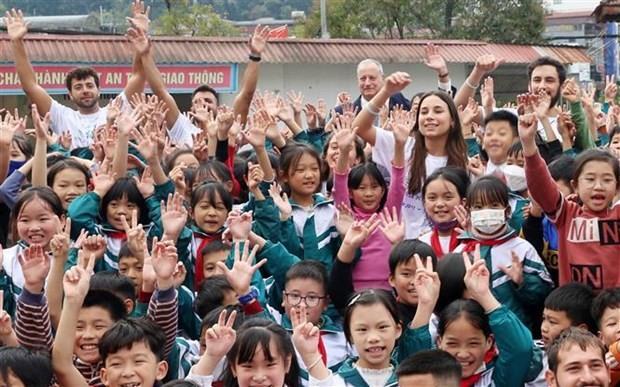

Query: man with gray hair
[{"left": 334, "top": 58, "right": 411, "bottom": 116}]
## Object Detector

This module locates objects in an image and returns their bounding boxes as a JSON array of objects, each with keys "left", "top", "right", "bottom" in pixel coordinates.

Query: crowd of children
[{"left": 0, "top": 2, "right": 619, "bottom": 386}]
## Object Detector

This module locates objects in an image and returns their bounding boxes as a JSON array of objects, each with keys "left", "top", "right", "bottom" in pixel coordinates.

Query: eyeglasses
[
  {"left": 578, "top": 177, "right": 617, "bottom": 189},
  {"left": 284, "top": 293, "right": 326, "bottom": 308}
]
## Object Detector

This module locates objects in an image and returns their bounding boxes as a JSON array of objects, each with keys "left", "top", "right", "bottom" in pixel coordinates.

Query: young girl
[
  {"left": 322, "top": 131, "right": 365, "bottom": 195},
  {"left": 520, "top": 112, "right": 620, "bottom": 290},
  {"left": 454, "top": 175, "right": 553, "bottom": 330},
  {"left": 178, "top": 181, "right": 233, "bottom": 291},
  {"left": 419, "top": 166, "right": 470, "bottom": 258},
  {"left": 277, "top": 143, "right": 339, "bottom": 271},
  {"left": 67, "top": 174, "right": 161, "bottom": 272},
  {"left": 353, "top": 73, "right": 468, "bottom": 239},
  {"left": 187, "top": 312, "right": 302, "bottom": 387},
  {"left": 292, "top": 273, "right": 438, "bottom": 387},
  {"left": 47, "top": 158, "right": 90, "bottom": 211},
  {"left": 2, "top": 186, "right": 64, "bottom": 312},
  {"left": 436, "top": 247, "right": 536, "bottom": 386},
  {"left": 504, "top": 141, "right": 530, "bottom": 233},
  {"left": 331, "top": 114, "right": 406, "bottom": 290}
]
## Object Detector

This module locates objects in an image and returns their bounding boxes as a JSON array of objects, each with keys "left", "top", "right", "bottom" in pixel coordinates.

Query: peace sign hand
[
  {"left": 291, "top": 304, "right": 321, "bottom": 357},
  {"left": 205, "top": 309, "right": 237, "bottom": 357},
  {"left": 63, "top": 249, "right": 96, "bottom": 301},
  {"left": 50, "top": 217, "right": 72, "bottom": 262},
  {"left": 462, "top": 244, "right": 500, "bottom": 312},
  {"left": 412, "top": 254, "right": 440, "bottom": 307}
]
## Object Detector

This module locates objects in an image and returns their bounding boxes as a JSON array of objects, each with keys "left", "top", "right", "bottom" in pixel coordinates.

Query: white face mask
[
  {"left": 471, "top": 208, "right": 506, "bottom": 234},
  {"left": 503, "top": 164, "right": 527, "bottom": 193}
]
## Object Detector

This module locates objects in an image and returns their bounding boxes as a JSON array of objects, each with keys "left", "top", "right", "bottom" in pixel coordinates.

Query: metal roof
[{"left": 0, "top": 34, "right": 593, "bottom": 65}]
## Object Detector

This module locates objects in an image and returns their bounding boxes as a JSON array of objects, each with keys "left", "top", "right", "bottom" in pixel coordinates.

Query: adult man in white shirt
[{"left": 6, "top": 8, "right": 146, "bottom": 149}]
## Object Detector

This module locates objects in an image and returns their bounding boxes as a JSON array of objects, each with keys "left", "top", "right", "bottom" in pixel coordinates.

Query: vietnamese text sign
[{"left": 0, "top": 64, "right": 238, "bottom": 95}]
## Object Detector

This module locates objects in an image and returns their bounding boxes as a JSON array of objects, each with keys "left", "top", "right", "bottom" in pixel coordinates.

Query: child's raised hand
[
  {"left": 342, "top": 213, "right": 381, "bottom": 250},
  {"left": 391, "top": 107, "right": 413, "bottom": 144},
  {"left": 463, "top": 244, "right": 491, "bottom": 302},
  {"left": 161, "top": 192, "right": 188, "bottom": 242},
  {"left": 171, "top": 261, "right": 187, "bottom": 289},
  {"left": 518, "top": 113, "right": 538, "bottom": 145},
  {"left": 226, "top": 211, "right": 253, "bottom": 242},
  {"left": 81, "top": 235, "right": 108, "bottom": 262},
  {"left": 18, "top": 244, "right": 51, "bottom": 294},
  {"left": 453, "top": 204, "right": 471, "bottom": 234},
  {"left": 334, "top": 125, "right": 358, "bottom": 151},
  {"left": 135, "top": 166, "right": 155, "bottom": 198},
  {"left": 413, "top": 254, "right": 440, "bottom": 307},
  {"left": 141, "top": 256, "right": 156, "bottom": 293},
  {"left": 268, "top": 183, "right": 292, "bottom": 221},
  {"left": 151, "top": 238, "right": 178, "bottom": 290},
  {"left": 92, "top": 169, "right": 117, "bottom": 198},
  {"left": 498, "top": 251, "right": 524, "bottom": 287},
  {"left": 50, "top": 217, "right": 72, "bottom": 261},
  {"left": 334, "top": 203, "right": 355, "bottom": 238},
  {"left": 31, "top": 103, "right": 51, "bottom": 141},
  {"left": 379, "top": 206, "right": 405, "bottom": 245},
  {"left": 205, "top": 309, "right": 237, "bottom": 357},
  {"left": 246, "top": 162, "right": 264, "bottom": 192},
  {"left": 244, "top": 110, "right": 270, "bottom": 148},
  {"left": 291, "top": 304, "right": 321, "bottom": 357},
  {"left": 217, "top": 241, "right": 266, "bottom": 296},
  {"left": 121, "top": 210, "right": 147, "bottom": 260},
  {"left": 63, "top": 250, "right": 96, "bottom": 300}
]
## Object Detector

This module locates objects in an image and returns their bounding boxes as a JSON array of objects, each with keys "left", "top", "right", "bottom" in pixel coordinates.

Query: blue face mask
[{"left": 7, "top": 160, "right": 26, "bottom": 177}]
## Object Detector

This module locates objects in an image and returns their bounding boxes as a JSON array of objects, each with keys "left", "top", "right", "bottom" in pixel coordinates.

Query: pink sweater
[
  {"left": 525, "top": 151, "right": 620, "bottom": 290},
  {"left": 333, "top": 163, "right": 406, "bottom": 290}
]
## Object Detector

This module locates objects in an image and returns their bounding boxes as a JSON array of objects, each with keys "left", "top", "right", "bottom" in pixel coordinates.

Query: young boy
[
  {"left": 591, "top": 288, "right": 620, "bottom": 386},
  {"left": 482, "top": 110, "right": 519, "bottom": 176},
  {"left": 545, "top": 327, "right": 611, "bottom": 387},
  {"left": 396, "top": 349, "right": 461, "bottom": 387},
  {"left": 0, "top": 346, "right": 53, "bottom": 387},
  {"left": 200, "top": 240, "right": 230, "bottom": 279},
  {"left": 46, "top": 244, "right": 178, "bottom": 386}
]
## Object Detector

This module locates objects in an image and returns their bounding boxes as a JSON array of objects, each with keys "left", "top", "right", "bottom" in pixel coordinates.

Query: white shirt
[
  {"left": 168, "top": 113, "right": 202, "bottom": 147},
  {"left": 49, "top": 93, "right": 129, "bottom": 149}
]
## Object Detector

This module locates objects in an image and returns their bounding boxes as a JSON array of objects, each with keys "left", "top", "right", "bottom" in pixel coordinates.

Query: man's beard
[{"left": 74, "top": 95, "right": 99, "bottom": 109}]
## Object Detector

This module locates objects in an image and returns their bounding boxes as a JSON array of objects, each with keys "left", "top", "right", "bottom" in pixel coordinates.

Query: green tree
[
  {"left": 296, "top": 0, "right": 547, "bottom": 43},
  {"left": 155, "top": 0, "right": 240, "bottom": 36}
]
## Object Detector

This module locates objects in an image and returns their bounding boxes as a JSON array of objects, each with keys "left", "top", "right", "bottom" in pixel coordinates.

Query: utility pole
[{"left": 320, "top": 0, "right": 329, "bottom": 39}]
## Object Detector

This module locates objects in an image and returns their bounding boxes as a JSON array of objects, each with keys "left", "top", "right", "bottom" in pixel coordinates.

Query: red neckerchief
[
  {"left": 106, "top": 230, "right": 126, "bottom": 240},
  {"left": 194, "top": 232, "right": 222, "bottom": 291},
  {"left": 318, "top": 332, "right": 327, "bottom": 366},
  {"left": 460, "top": 345, "right": 497, "bottom": 387},
  {"left": 430, "top": 227, "right": 459, "bottom": 257},
  {"left": 462, "top": 234, "right": 517, "bottom": 253}
]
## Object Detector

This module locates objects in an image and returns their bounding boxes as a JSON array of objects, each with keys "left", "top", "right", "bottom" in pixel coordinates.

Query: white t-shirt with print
[{"left": 372, "top": 126, "right": 447, "bottom": 238}]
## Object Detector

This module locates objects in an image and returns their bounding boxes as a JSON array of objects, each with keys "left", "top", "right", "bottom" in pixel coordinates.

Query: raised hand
[
  {"left": 121, "top": 210, "right": 147, "bottom": 260},
  {"left": 127, "top": 0, "right": 150, "bottom": 33},
  {"left": 81, "top": 235, "right": 107, "bottom": 261},
  {"left": 383, "top": 72, "right": 412, "bottom": 96},
  {"left": 424, "top": 43, "right": 448, "bottom": 75},
  {"left": 0, "top": 111, "right": 24, "bottom": 147},
  {"left": 246, "top": 162, "right": 264, "bottom": 192},
  {"left": 116, "top": 109, "right": 144, "bottom": 136},
  {"left": 249, "top": 25, "right": 270, "bottom": 55},
  {"left": 342, "top": 214, "right": 381, "bottom": 249},
  {"left": 63, "top": 249, "right": 96, "bottom": 300},
  {"left": 561, "top": 78, "right": 581, "bottom": 103},
  {"left": 92, "top": 168, "right": 117, "bottom": 198},
  {"left": 379, "top": 207, "right": 405, "bottom": 245},
  {"left": 130, "top": 125, "right": 157, "bottom": 162},
  {"left": 127, "top": 20, "right": 151, "bottom": 55},
  {"left": 18, "top": 244, "right": 51, "bottom": 294},
  {"left": 5, "top": 9, "right": 29, "bottom": 41},
  {"left": 304, "top": 103, "right": 318, "bottom": 128},
  {"left": 217, "top": 241, "right": 266, "bottom": 295},
  {"left": 453, "top": 204, "right": 471, "bottom": 234},
  {"left": 244, "top": 110, "right": 270, "bottom": 148},
  {"left": 226, "top": 211, "right": 253, "bottom": 241},
  {"left": 458, "top": 97, "right": 479, "bottom": 127},
  {"left": 50, "top": 217, "right": 72, "bottom": 262},
  {"left": 334, "top": 203, "right": 355, "bottom": 238},
  {"left": 462, "top": 244, "right": 490, "bottom": 298},
  {"left": 518, "top": 113, "right": 539, "bottom": 145},
  {"left": 31, "top": 103, "right": 51, "bottom": 140},
  {"left": 413, "top": 254, "right": 440, "bottom": 306},
  {"left": 160, "top": 192, "right": 188, "bottom": 242},
  {"left": 391, "top": 107, "right": 413, "bottom": 144},
  {"left": 531, "top": 91, "right": 551, "bottom": 118},
  {"left": 151, "top": 238, "right": 178, "bottom": 290},
  {"left": 287, "top": 90, "right": 304, "bottom": 116},
  {"left": 334, "top": 125, "right": 358, "bottom": 152},
  {"left": 498, "top": 251, "right": 524, "bottom": 286},
  {"left": 605, "top": 74, "right": 617, "bottom": 103},
  {"left": 268, "top": 183, "right": 292, "bottom": 221},
  {"left": 135, "top": 166, "right": 155, "bottom": 198},
  {"left": 316, "top": 99, "right": 328, "bottom": 127},
  {"left": 467, "top": 156, "right": 485, "bottom": 179},
  {"left": 291, "top": 303, "right": 321, "bottom": 356},
  {"left": 171, "top": 262, "right": 187, "bottom": 289},
  {"left": 474, "top": 54, "right": 504, "bottom": 75},
  {"left": 205, "top": 309, "right": 237, "bottom": 357},
  {"left": 480, "top": 77, "right": 496, "bottom": 113}
]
